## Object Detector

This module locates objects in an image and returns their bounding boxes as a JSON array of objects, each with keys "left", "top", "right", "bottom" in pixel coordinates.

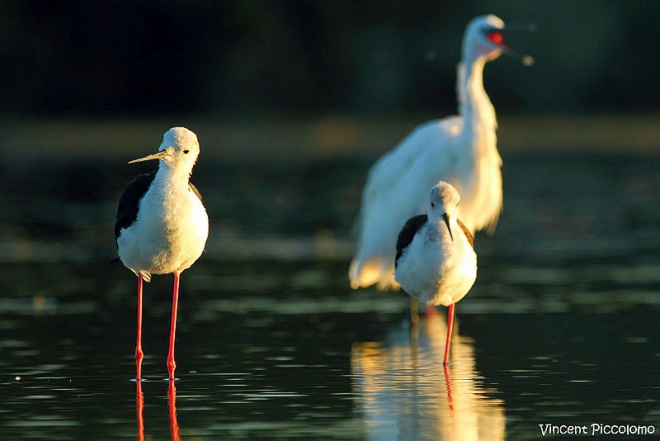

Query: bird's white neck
[
  {"left": 452, "top": 48, "right": 503, "bottom": 234},
  {"left": 154, "top": 163, "right": 192, "bottom": 189},
  {"left": 457, "top": 51, "right": 497, "bottom": 136}
]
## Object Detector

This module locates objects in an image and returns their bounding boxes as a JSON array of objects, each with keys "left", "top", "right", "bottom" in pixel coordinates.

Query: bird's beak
[
  {"left": 503, "top": 23, "right": 539, "bottom": 32},
  {"left": 496, "top": 23, "right": 537, "bottom": 66},
  {"left": 128, "top": 150, "right": 169, "bottom": 164},
  {"left": 442, "top": 213, "right": 454, "bottom": 242}
]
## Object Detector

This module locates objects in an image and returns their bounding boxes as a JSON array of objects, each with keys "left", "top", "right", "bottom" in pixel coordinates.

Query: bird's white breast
[
  {"left": 117, "top": 174, "right": 209, "bottom": 279},
  {"left": 395, "top": 223, "right": 477, "bottom": 307}
]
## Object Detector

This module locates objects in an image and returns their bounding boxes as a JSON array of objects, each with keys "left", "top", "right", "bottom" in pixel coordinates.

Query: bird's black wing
[
  {"left": 395, "top": 214, "right": 428, "bottom": 268},
  {"left": 189, "top": 181, "right": 203, "bottom": 202},
  {"left": 457, "top": 219, "right": 474, "bottom": 249},
  {"left": 114, "top": 171, "right": 157, "bottom": 242}
]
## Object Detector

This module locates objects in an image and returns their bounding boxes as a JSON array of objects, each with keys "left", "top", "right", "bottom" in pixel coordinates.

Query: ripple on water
[
  {"left": 197, "top": 294, "right": 407, "bottom": 316},
  {"left": 5, "top": 416, "right": 81, "bottom": 428}
]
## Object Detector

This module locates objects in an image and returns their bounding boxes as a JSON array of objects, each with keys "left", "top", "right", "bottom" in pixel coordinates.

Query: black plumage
[
  {"left": 457, "top": 219, "right": 475, "bottom": 249},
  {"left": 395, "top": 214, "right": 428, "bottom": 268},
  {"left": 114, "top": 171, "right": 157, "bottom": 242},
  {"left": 189, "top": 182, "right": 203, "bottom": 203}
]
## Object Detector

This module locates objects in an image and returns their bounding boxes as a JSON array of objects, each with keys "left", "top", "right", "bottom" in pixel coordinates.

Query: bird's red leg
[
  {"left": 167, "top": 273, "right": 180, "bottom": 380},
  {"left": 443, "top": 303, "right": 455, "bottom": 365},
  {"left": 136, "top": 274, "right": 144, "bottom": 381}
]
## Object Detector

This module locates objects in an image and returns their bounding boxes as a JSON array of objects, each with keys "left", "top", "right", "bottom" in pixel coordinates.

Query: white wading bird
[
  {"left": 115, "top": 127, "right": 209, "bottom": 381},
  {"left": 394, "top": 182, "right": 477, "bottom": 365},
  {"left": 350, "top": 15, "right": 533, "bottom": 290}
]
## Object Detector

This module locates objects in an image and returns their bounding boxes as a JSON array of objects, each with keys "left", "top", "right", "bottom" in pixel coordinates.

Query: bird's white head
[
  {"left": 429, "top": 181, "right": 461, "bottom": 240},
  {"left": 463, "top": 15, "right": 506, "bottom": 62},
  {"left": 129, "top": 127, "right": 201, "bottom": 174},
  {"left": 463, "top": 15, "right": 535, "bottom": 65}
]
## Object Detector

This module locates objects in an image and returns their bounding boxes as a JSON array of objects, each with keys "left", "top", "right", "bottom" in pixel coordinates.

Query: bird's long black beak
[
  {"left": 442, "top": 213, "right": 454, "bottom": 242},
  {"left": 128, "top": 150, "right": 169, "bottom": 164},
  {"left": 493, "top": 23, "right": 537, "bottom": 66},
  {"left": 503, "top": 23, "right": 538, "bottom": 32}
]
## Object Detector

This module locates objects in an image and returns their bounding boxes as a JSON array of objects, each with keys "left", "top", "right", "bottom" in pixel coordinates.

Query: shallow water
[{"left": 1, "top": 153, "right": 659, "bottom": 439}]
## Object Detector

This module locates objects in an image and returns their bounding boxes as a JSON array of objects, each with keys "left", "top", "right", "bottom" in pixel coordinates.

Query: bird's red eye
[{"left": 487, "top": 31, "right": 504, "bottom": 45}]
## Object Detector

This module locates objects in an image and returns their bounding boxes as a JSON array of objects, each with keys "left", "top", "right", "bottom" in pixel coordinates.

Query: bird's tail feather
[{"left": 349, "top": 257, "right": 400, "bottom": 291}]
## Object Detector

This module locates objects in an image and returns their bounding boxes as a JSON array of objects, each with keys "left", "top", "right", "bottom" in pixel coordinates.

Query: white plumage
[
  {"left": 394, "top": 181, "right": 477, "bottom": 365},
  {"left": 394, "top": 182, "right": 477, "bottom": 307},
  {"left": 114, "top": 126, "right": 208, "bottom": 380},
  {"left": 117, "top": 127, "right": 209, "bottom": 281},
  {"left": 350, "top": 15, "right": 512, "bottom": 290}
]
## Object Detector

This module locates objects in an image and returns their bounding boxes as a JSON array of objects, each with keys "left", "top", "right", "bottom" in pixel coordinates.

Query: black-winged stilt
[
  {"left": 350, "top": 15, "right": 534, "bottom": 291},
  {"left": 115, "top": 127, "right": 209, "bottom": 380},
  {"left": 394, "top": 181, "right": 477, "bottom": 365}
]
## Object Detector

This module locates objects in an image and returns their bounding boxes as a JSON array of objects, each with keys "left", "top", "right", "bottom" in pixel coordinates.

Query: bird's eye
[
  {"left": 431, "top": 202, "right": 435, "bottom": 208},
  {"left": 486, "top": 30, "right": 504, "bottom": 45},
  {"left": 183, "top": 150, "right": 190, "bottom": 154}
]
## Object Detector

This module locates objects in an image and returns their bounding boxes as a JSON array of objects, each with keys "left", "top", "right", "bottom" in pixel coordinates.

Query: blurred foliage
[{"left": 0, "top": 0, "right": 657, "bottom": 116}]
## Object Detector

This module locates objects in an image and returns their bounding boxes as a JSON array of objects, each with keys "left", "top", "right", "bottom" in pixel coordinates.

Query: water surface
[{"left": 1, "top": 153, "right": 659, "bottom": 439}]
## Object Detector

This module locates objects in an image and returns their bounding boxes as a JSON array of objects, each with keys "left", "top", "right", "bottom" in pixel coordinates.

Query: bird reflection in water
[
  {"left": 135, "top": 380, "right": 181, "bottom": 441},
  {"left": 136, "top": 382, "right": 144, "bottom": 441},
  {"left": 352, "top": 314, "right": 505, "bottom": 440},
  {"left": 168, "top": 380, "right": 181, "bottom": 441}
]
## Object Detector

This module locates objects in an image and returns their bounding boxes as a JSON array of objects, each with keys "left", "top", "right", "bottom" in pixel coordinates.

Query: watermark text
[{"left": 539, "top": 423, "right": 655, "bottom": 436}]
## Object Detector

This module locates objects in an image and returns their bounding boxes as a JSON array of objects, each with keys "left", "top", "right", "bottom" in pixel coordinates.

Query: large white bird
[{"left": 350, "top": 14, "right": 532, "bottom": 290}]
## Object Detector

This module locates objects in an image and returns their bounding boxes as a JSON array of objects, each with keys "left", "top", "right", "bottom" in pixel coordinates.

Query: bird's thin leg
[
  {"left": 443, "top": 303, "right": 455, "bottom": 365},
  {"left": 167, "top": 273, "right": 180, "bottom": 380},
  {"left": 136, "top": 274, "right": 144, "bottom": 381},
  {"left": 410, "top": 298, "right": 419, "bottom": 327}
]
